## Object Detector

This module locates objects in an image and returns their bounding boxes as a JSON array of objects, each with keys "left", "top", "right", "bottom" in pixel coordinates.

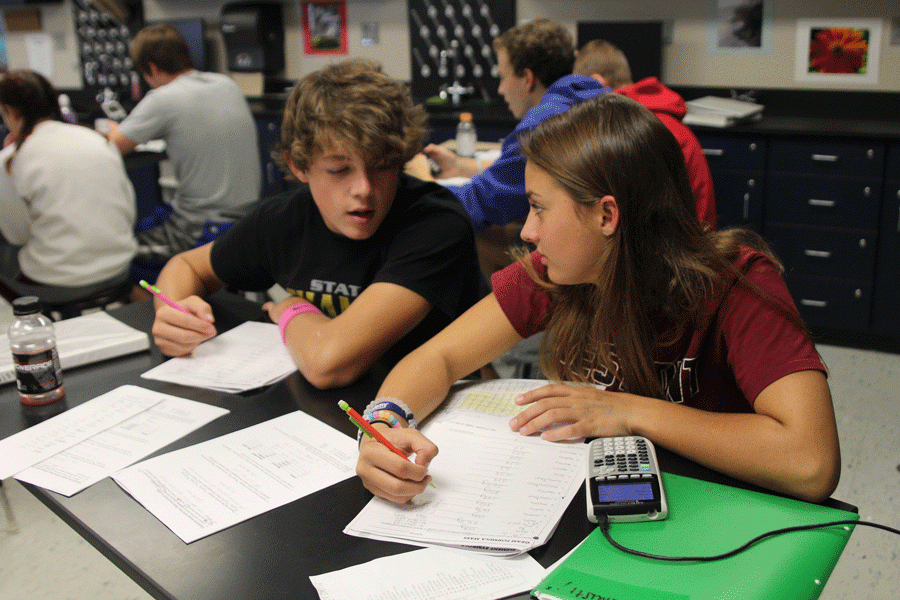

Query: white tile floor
[{"left": 0, "top": 301, "right": 897, "bottom": 600}]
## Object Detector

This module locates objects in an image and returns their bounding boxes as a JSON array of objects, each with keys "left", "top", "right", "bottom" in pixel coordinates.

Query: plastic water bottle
[
  {"left": 8, "top": 296, "right": 66, "bottom": 407},
  {"left": 456, "top": 112, "right": 477, "bottom": 158},
  {"left": 58, "top": 93, "right": 78, "bottom": 124}
]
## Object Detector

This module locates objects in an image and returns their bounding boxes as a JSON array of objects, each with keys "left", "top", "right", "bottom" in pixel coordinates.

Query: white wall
[{"left": 4, "top": 0, "right": 899, "bottom": 92}]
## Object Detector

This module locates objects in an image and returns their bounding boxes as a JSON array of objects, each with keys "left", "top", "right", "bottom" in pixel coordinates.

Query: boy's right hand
[
  {"left": 150, "top": 295, "right": 217, "bottom": 356},
  {"left": 356, "top": 426, "right": 438, "bottom": 504}
]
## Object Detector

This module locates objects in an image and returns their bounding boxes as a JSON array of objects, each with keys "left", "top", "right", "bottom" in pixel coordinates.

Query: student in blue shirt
[{"left": 408, "top": 18, "right": 610, "bottom": 232}]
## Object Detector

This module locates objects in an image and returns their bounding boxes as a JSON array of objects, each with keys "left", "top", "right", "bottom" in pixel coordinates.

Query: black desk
[{"left": 0, "top": 294, "right": 854, "bottom": 600}]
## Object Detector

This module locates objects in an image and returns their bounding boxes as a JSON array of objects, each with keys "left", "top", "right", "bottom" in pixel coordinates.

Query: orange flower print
[{"left": 808, "top": 28, "right": 869, "bottom": 74}]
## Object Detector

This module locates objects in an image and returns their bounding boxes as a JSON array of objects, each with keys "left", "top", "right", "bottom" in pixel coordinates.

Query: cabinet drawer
[
  {"left": 709, "top": 170, "right": 764, "bottom": 230},
  {"left": 784, "top": 277, "right": 871, "bottom": 332},
  {"left": 766, "top": 225, "right": 876, "bottom": 280},
  {"left": 766, "top": 174, "right": 880, "bottom": 229},
  {"left": 696, "top": 135, "right": 766, "bottom": 171},
  {"left": 768, "top": 139, "right": 885, "bottom": 178}
]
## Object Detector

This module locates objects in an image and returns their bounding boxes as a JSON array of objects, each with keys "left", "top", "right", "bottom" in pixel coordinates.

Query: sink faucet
[{"left": 438, "top": 48, "right": 474, "bottom": 106}]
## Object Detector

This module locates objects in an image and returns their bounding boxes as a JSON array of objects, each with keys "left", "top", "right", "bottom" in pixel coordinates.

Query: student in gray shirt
[{"left": 107, "top": 24, "right": 261, "bottom": 263}]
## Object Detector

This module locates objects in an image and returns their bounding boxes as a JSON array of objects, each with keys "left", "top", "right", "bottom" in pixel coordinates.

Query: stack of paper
[
  {"left": 682, "top": 95, "right": 764, "bottom": 128},
  {"left": 0, "top": 311, "right": 151, "bottom": 386},
  {"left": 344, "top": 379, "right": 587, "bottom": 556},
  {"left": 140, "top": 321, "right": 296, "bottom": 392},
  {"left": 0, "top": 385, "right": 229, "bottom": 495}
]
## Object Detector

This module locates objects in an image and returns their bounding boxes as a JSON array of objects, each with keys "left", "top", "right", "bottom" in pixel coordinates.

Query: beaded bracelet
[
  {"left": 363, "top": 397, "right": 418, "bottom": 429},
  {"left": 367, "top": 410, "right": 401, "bottom": 428}
]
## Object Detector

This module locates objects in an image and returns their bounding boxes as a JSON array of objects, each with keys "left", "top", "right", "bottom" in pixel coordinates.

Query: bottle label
[
  {"left": 12, "top": 348, "right": 64, "bottom": 397},
  {"left": 457, "top": 131, "right": 477, "bottom": 158}
]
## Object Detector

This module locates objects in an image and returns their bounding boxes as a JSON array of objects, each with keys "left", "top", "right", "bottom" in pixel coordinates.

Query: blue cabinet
[
  {"left": 764, "top": 138, "right": 884, "bottom": 333},
  {"left": 694, "top": 129, "right": 895, "bottom": 338},
  {"left": 696, "top": 134, "right": 766, "bottom": 231}
]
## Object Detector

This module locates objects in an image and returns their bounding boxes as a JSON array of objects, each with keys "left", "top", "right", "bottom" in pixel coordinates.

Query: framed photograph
[
  {"left": 794, "top": 19, "right": 881, "bottom": 84},
  {"left": 302, "top": 1, "right": 347, "bottom": 55},
  {"left": 707, "top": 0, "right": 774, "bottom": 54}
]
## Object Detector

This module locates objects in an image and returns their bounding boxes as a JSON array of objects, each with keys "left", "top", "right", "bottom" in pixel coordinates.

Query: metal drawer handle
[
  {"left": 801, "top": 299, "right": 828, "bottom": 308},
  {"left": 808, "top": 199, "right": 836, "bottom": 208},
  {"left": 702, "top": 148, "right": 724, "bottom": 156},
  {"left": 812, "top": 154, "right": 839, "bottom": 162},
  {"left": 804, "top": 250, "right": 832, "bottom": 259}
]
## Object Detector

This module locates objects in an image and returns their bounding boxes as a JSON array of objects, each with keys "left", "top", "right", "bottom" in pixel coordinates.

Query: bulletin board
[{"left": 407, "top": 0, "right": 515, "bottom": 101}]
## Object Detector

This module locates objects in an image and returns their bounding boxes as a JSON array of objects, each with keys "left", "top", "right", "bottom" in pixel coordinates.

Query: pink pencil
[{"left": 139, "top": 280, "right": 192, "bottom": 315}]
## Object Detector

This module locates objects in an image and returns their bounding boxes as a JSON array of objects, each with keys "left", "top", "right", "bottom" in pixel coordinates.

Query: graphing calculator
[{"left": 586, "top": 436, "right": 668, "bottom": 523}]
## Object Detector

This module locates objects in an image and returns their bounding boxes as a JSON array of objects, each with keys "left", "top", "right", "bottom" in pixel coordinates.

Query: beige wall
[{"left": 4, "top": 0, "right": 899, "bottom": 92}]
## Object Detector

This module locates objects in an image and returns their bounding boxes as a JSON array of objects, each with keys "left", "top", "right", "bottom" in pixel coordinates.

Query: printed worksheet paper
[
  {"left": 15, "top": 394, "right": 229, "bottom": 496},
  {"left": 113, "top": 410, "right": 358, "bottom": 543},
  {"left": 344, "top": 379, "right": 586, "bottom": 555}
]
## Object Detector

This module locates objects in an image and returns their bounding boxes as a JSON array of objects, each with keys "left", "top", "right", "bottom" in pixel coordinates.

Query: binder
[
  {"left": 532, "top": 472, "right": 857, "bottom": 600},
  {"left": 0, "top": 311, "right": 150, "bottom": 385}
]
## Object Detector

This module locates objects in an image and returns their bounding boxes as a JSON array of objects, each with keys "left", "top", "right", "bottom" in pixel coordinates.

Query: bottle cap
[
  {"left": 12, "top": 296, "right": 42, "bottom": 316},
  {"left": 459, "top": 112, "right": 473, "bottom": 122}
]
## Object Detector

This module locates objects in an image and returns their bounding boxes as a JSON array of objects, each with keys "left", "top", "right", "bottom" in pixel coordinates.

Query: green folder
[{"left": 533, "top": 472, "right": 857, "bottom": 600}]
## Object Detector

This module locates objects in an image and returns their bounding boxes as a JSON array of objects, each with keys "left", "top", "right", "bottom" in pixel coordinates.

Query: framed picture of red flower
[{"left": 794, "top": 19, "right": 881, "bottom": 84}]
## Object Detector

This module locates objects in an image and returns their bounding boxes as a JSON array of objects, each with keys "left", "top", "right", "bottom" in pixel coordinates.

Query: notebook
[
  {"left": 0, "top": 311, "right": 151, "bottom": 385},
  {"left": 532, "top": 472, "right": 857, "bottom": 600},
  {"left": 682, "top": 95, "right": 764, "bottom": 128}
]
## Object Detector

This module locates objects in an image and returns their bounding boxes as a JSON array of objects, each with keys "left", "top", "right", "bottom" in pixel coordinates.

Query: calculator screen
[{"left": 595, "top": 481, "right": 654, "bottom": 503}]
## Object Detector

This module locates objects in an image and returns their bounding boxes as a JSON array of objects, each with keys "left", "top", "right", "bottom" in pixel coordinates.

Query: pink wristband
[{"left": 279, "top": 302, "right": 323, "bottom": 344}]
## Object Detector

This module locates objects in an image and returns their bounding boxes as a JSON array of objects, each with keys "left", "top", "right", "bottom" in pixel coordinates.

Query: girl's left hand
[{"left": 509, "top": 383, "right": 639, "bottom": 441}]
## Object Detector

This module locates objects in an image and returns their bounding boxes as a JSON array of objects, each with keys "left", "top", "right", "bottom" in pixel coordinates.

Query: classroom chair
[
  {"left": 0, "top": 267, "right": 134, "bottom": 322},
  {"left": 129, "top": 202, "right": 235, "bottom": 285}
]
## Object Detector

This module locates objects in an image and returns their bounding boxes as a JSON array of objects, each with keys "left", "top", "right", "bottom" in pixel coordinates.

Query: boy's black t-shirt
[{"left": 210, "top": 174, "right": 486, "bottom": 368}]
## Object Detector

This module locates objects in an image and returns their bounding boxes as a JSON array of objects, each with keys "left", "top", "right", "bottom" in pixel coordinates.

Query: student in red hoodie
[{"left": 574, "top": 39, "right": 716, "bottom": 228}]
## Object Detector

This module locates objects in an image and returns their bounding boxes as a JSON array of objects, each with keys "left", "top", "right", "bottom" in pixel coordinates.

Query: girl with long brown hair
[{"left": 356, "top": 93, "right": 840, "bottom": 504}]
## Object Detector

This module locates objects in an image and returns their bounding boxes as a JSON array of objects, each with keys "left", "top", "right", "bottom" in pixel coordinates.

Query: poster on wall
[
  {"left": 707, "top": 0, "right": 773, "bottom": 54},
  {"left": 794, "top": 19, "right": 881, "bottom": 84},
  {"left": 302, "top": 1, "right": 347, "bottom": 55}
]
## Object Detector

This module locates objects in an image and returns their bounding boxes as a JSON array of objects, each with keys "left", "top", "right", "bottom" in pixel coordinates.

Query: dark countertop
[
  {"left": 688, "top": 116, "right": 900, "bottom": 141},
  {"left": 245, "top": 86, "right": 900, "bottom": 141}
]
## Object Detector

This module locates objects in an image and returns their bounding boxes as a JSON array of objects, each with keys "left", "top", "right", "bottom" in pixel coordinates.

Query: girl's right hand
[{"left": 356, "top": 426, "right": 438, "bottom": 503}]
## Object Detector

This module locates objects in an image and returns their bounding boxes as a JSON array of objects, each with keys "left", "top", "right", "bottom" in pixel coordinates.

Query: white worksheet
[
  {"left": 344, "top": 379, "right": 587, "bottom": 555},
  {"left": 140, "top": 321, "right": 296, "bottom": 392},
  {"left": 113, "top": 410, "right": 358, "bottom": 543},
  {"left": 0, "top": 385, "right": 164, "bottom": 480},
  {"left": 310, "top": 547, "right": 547, "bottom": 600},
  {"left": 16, "top": 393, "right": 229, "bottom": 497}
]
